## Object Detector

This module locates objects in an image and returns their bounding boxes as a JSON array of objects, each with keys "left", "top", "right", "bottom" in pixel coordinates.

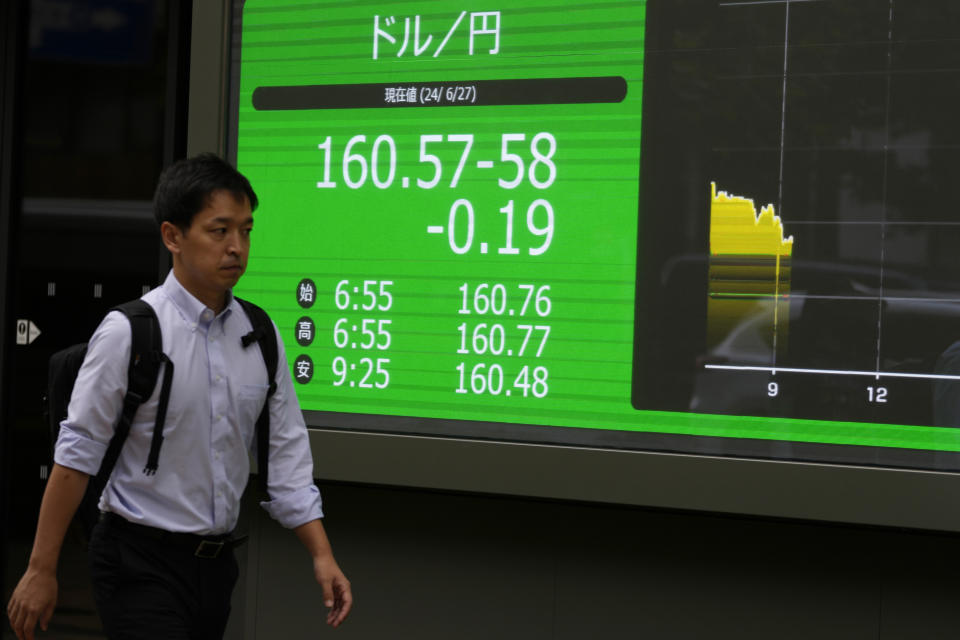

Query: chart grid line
[{"left": 705, "top": 364, "right": 960, "bottom": 381}]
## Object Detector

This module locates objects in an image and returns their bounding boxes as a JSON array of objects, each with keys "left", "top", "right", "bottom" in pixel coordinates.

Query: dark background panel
[
  {"left": 892, "top": 0, "right": 960, "bottom": 41},
  {"left": 888, "top": 70, "right": 960, "bottom": 149},
  {"left": 714, "top": 2, "right": 790, "bottom": 50},
  {"left": 633, "top": 0, "right": 960, "bottom": 445},
  {"left": 787, "top": 225, "right": 884, "bottom": 295},
  {"left": 885, "top": 147, "right": 960, "bottom": 225},
  {"left": 20, "top": 1, "right": 171, "bottom": 199},
  {"left": 783, "top": 72, "right": 889, "bottom": 150},
  {"left": 789, "top": 0, "right": 892, "bottom": 48},
  {"left": 249, "top": 482, "right": 960, "bottom": 640},
  {"left": 1, "top": 0, "right": 184, "bottom": 637},
  {"left": 779, "top": 149, "right": 887, "bottom": 223},
  {"left": 0, "top": 0, "right": 26, "bottom": 631}
]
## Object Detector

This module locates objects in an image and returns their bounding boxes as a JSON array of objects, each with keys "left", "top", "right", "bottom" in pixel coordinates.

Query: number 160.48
[{"left": 455, "top": 363, "right": 548, "bottom": 398}]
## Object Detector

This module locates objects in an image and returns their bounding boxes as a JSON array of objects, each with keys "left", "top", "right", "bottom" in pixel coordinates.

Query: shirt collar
[{"left": 161, "top": 271, "right": 235, "bottom": 329}]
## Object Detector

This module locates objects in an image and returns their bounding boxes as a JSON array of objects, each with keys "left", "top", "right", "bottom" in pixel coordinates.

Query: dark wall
[
  {"left": 0, "top": 0, "right": 27, "bottom": 624},
  {"left": 249, "top": 482, "right": 960, "bottom": 640},
  {"left": 1, "top": 2, "right": 184, "bottom": 637}
]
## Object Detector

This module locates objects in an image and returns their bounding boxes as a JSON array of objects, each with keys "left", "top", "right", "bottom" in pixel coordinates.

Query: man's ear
[{"left": 160, "top": 221, "right": 183, "bottom": 255}]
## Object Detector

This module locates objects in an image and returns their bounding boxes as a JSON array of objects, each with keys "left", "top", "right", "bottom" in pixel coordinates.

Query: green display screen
[{"left": 233, "top": 0, "right": 960, "bottom": 472}]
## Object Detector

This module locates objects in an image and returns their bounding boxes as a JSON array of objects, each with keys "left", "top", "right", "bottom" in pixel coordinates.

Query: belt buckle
[{"left": 195, "top": 540, "right": 224, "bottom": 559}]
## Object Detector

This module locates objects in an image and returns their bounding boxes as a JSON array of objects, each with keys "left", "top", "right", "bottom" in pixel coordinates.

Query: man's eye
[{"left": 212, "top": 228, "right": 227, "bottom": 235}]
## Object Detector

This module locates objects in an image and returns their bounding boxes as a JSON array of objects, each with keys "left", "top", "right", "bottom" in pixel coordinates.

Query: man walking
[{"left": 7, "top": 153, "right": 352, "bottom": 639}]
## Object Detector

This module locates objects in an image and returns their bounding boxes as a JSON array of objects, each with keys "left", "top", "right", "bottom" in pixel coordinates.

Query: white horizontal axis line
[{"left": 704, "top": 364, "right": 960, "bottom": 381}]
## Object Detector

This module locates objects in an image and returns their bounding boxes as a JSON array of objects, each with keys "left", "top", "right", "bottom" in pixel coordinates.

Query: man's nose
[{"left": 225, "top": 230, "right": 244, "bottom": 255}]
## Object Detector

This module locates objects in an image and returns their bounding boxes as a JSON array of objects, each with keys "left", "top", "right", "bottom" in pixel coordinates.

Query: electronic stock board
[{"left": 231, "top": 0, "right": 960, "bottom": 474}]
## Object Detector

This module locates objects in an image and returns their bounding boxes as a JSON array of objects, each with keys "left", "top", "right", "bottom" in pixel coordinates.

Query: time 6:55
[
  {"left": 333, "top": 318, "right": 392, "bottom": 350},
  {"left": 335, "top": 279, "right": 394, "bottom": 312}
]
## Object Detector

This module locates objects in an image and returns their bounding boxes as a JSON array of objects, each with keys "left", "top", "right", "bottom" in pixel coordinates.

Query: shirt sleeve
[
  {"left": 259, "top": 321, "right": 325, "bottom": 528},
  {"left": 54, "top": 311, "right": 132, "bottom": 475}
]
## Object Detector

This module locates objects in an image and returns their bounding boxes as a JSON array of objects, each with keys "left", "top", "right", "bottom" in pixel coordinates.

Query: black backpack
[{"left": 47, "top": 297, "right": 279, "bottom": 539}]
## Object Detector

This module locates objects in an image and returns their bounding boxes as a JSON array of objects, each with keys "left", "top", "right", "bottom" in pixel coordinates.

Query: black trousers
[{"left": 88, "top": 515, "right": 240, "bottom": 640}]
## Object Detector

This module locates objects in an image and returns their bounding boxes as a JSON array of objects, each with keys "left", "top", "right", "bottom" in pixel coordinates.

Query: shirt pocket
[{"left": 236, "top": 383, "right": 269, "bottom": 443}]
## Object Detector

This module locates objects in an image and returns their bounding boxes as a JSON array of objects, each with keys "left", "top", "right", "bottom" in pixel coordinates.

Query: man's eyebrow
[{"left": 208, "top": 216, "right": 254, "bottom": 225}]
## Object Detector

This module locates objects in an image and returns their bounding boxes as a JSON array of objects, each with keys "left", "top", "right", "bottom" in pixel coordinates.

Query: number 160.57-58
[{"left": 316, "top": 132, "right": 557, "bottom": 190}]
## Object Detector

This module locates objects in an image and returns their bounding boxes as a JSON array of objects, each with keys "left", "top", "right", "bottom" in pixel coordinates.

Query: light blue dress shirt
[{"left": 55, "top": 271, "right": 323, "bottom": 534}]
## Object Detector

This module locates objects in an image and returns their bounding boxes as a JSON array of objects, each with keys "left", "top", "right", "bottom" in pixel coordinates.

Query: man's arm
[
  {"left": 7, "top": 464, "right": 89, "bottom": 640},
  {"left": 261, "top": 322, "right": 352, "bottom": 627},
  {"left": 294, "top": 519, "right": 353, "bottom": 628}
]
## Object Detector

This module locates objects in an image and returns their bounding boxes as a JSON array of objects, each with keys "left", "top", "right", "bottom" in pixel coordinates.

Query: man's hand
[
  {"left": 7, "top": 464, "right": 89, "bottom": 640},
  {"left": 294, "top": 518, "right": 353, "bottom": 628},
  {"left": 7, "top": 567, "right": 58, "bottom": 640},
  {"left": 313, "top": 553, "right": 353, "bottom": 628}
]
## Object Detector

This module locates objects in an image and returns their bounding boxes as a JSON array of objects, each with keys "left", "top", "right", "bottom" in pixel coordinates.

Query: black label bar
[{"left": 252, "top": 76, "right": 627, "bottom": 110}]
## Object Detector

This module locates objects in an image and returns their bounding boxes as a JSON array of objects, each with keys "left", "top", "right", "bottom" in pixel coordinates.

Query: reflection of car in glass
[{"left": 656, "top": 254, "right": 960, "bottom": 426}]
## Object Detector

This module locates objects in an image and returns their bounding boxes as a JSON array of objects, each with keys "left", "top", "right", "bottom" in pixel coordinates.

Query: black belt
[{"left": 100, "top": 512, "right": 244, "bottom": 559}]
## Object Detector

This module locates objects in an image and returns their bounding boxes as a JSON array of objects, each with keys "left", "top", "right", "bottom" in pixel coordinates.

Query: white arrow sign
[{"left": 15, "top": 319, "right": 42, "bottom": 345}]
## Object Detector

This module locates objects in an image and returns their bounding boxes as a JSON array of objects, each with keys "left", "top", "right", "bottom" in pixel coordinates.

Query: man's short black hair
[{"left": 153, "top": 153, "right": 259, "bottom": 229}]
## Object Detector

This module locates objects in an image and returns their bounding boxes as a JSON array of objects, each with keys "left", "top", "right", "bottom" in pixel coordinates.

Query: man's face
[{"left": 162, "top": 189, "right": 253, "bottom": 309}]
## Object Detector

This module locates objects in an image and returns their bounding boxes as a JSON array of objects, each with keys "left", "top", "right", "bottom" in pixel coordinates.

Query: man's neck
[{"left": 170, "top": 266, "right": 228, "bottom": 314}]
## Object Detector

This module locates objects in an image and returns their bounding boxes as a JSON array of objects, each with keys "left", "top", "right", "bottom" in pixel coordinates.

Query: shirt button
[{"left": 216, "top": 375, "right": 222, "bottom": 382}]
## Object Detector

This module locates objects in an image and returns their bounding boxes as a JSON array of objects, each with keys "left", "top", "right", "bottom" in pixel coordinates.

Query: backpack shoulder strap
[
  {"left": 235, "top": 296, "right": 278, "bottom": 494},
  {"left": 97, "top": 300, "right": 173, "bottom": 482},
  {"left": 115, "top": 300, "right": 163, "bottom": 402}
]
